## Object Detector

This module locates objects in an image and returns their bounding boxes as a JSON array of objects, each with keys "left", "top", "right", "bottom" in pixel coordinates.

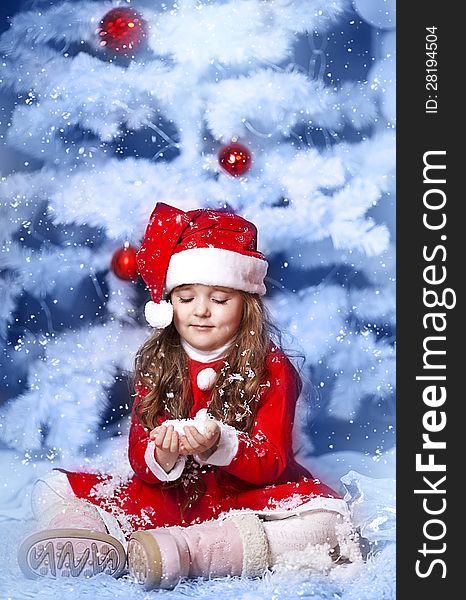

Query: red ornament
[
  {"left": 97, "top": 8, "right": 146, "bottom": 55},
  {"left": 218, "top": 142, "right": 252, "bottom": 177},
  {"left": 111, "top": 244, "right": 139, "bottom": 280}
]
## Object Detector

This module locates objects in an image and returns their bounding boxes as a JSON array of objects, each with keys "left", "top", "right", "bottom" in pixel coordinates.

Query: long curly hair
[{"left": 133, "top": 291, "right": 280, "bottom": 433}]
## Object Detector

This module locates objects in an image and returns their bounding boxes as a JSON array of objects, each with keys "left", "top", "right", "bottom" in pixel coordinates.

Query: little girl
[{"left": 18, "top": 203, "right": 360, "bottom": 589}]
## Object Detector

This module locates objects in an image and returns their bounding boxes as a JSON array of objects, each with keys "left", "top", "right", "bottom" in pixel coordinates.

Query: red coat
[{"left": 64, "top": 347, "right": 340, "bottom": 535}]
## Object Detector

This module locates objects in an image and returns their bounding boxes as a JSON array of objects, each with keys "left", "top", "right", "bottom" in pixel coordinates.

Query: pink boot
[
  {"left": 127, "top": 513, "right": 269, "bottom": 590},
  {"left": 18, "top": 501, "right": 126, "bottom": 580},
  {"left": 262, "top": 510, "right": 362, "bottom": 567},
  {"left": 127, "top": 510, "right": 361, "bottom": 590}
]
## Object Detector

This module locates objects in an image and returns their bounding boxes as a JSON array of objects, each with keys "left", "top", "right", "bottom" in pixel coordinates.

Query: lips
[{"left": 191, "top": 324, "right": 214, "bottom": 329}]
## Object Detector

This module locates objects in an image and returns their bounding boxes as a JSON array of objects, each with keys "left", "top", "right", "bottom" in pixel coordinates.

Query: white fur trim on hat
[
  {"left": 165, "top": 247, "right": 267, "bottom": 295},
  {"left": 144, "top": 300, "right": 174, "bottom": 328}
]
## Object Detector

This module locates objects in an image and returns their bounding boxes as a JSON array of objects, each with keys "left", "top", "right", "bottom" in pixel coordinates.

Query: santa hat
[{"left": 136, "top": 203, "right": 268, "bottom": 328}]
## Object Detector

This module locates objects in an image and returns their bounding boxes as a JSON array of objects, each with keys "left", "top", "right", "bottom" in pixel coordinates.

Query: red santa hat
[{"left": 136, "top": 202, "right": 268, "bottom": 328}]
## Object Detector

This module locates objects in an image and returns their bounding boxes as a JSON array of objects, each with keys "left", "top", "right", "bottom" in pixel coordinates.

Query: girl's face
[{"left": 171, "top": 284, "right": 244, "bottom": 352}]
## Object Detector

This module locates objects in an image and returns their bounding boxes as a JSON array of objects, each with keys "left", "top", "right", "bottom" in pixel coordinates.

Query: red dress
[{"left": 64, "top": 347, "right": 342, "bottom": 535}]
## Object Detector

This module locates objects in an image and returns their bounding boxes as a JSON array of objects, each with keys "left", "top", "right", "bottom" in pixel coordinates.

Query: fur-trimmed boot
[
  {"left": 18, "top": 497, "right": 126, "bottom": 580},
  {"left": 127, "top": 509, "right": 360, "bottom": 590},
  {"left": 127, "top": 513, "right": 269, "bottom": 590},
  {"left": 262, "top": 509, "right": 362, "bottom": 569}
]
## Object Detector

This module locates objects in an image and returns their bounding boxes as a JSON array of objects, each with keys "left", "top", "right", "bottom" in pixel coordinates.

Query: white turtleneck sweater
[{"left": 180, "top": 338, "right": 233, "bottom": 363}]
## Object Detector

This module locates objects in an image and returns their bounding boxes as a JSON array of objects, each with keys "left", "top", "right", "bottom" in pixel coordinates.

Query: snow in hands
[{"left": 0, "top": 1, "right": 394, "bottom": 480}]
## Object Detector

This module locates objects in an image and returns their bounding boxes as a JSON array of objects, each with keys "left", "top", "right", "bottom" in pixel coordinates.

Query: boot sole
[
  {"left": 127, "top": 530, "right": 162, "bottom": 589},
  {"left": 18, "top": 528, "right": 126, "bottom": 580}
]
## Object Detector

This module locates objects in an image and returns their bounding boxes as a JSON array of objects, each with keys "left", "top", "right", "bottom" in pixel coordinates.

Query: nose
[{"left": 193, "top": 298, "right": 211, "bottom": 317}]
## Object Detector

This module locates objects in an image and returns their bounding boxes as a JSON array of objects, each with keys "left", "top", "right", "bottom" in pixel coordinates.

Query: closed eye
[{"left": 177, "top": 297, "right": 228, "bottom": 304}]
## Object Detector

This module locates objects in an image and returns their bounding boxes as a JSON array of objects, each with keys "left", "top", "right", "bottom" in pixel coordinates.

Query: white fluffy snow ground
[{"left": 0, "top": 445, "right": 396, "bottom": 600}]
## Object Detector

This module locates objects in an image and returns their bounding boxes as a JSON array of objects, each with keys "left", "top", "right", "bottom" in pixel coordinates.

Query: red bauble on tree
[
  {"left": 97, "top": 8, "right": 147, "bottom": 55},
  {"left": 111, "top": 244, "right": 139, "bottom": 281},
  {"left": 218, "top": 142, "right": 252, "bottom": 177}
]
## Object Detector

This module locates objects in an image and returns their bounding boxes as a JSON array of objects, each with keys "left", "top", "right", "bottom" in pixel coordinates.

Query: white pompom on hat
[
  {"left": 136, "top": 203, "right": 268, "bottom": 328},
  {"left": 144, "top": 299, "right": 174, "bottom": 329}
]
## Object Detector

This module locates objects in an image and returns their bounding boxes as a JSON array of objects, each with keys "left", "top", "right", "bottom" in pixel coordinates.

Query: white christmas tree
[{"left": 0, "top": 0, "right": 395, "bottom": 462}]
